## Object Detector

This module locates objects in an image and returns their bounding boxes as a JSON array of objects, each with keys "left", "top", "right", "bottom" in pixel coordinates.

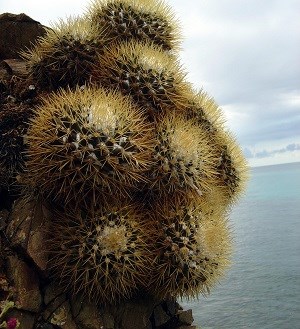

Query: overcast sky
[{"left": 1, "top": 0, "right": 299, "bottom": 167}]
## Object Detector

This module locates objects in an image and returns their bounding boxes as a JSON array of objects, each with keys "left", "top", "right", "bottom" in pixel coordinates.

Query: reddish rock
[
  {"left": 153, "top": 304, "right": 170, "bottom": 327},
  {"left": 6, "top": 309, "right": 35, "bottom": 329},
  {"left": 0, "top": 13, "right": 47, "bottom": 60},
  {"left": 177, "top": 309, "right": 194, "bottom": 326},
  {"left": 6, "top": 199, "right": 50, "bottom": 271},
  {"left": 74, "top": 301, "right": 104, "bottom": 329},
  {"left": 7, "top": 256, "right": 42, "bottom": 312}
]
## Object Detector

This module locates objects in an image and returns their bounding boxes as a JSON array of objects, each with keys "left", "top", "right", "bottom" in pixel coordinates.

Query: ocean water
[{"left": 182, "top": 162, "right": 300, "bottom": 329}]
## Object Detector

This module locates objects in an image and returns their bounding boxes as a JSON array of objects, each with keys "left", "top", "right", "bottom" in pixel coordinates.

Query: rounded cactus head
[
  {"left": 186, "top": 89, "right": 226, "bottom": 135},
  {"left": 185, "top": 90, "right": 248, "bottom": 204},
  {"left": 21, "top": 16, "right": 101, "bottom": 91},
  {"left": 148, "top": 199, "right": 231, "bottom": 299},
  {"left": 46, "top": 201, "right": 154, "bottom": 305},
  {"left": 92, "top": 41, "right": 191, "bottom": 118},
  {"left": 23, "top": 86, "right": 155, "bottom": 207},
  {"left": 148, "top": 114, "right": 217, "bottom": 199},
  {"left": 214, "top": 131, "right": 249, "bottom": 202},
  {"left": 87, "top": 0, "right": 181, "bottom": 50}
]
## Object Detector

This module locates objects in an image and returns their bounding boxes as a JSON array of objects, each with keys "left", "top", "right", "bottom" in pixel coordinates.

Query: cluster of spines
[
  {"left": 186, "top": 90, "right": 248, "bottom": 202},
  {"left": 149, "top": 114, "right": 216, "bottom": 199},
  {"left": 1, "top": 0, "right": 249, "bottom": 306},
  {"left": 148, "top": 199, "right": 231, "bottom": 299},
  {"left": 23, "top": 87, "right": 154, "bottom": 207},
  {"left": 87, "top": 0, "right": 181, "bottom": 50},
  {"left": 46, "top": 201, "right": 153, "bottom": 304},
  {"left": 21, "top": 17, "right": 101, "bottom": 90},
  {"left": 0, "top": 102, "right": 33, "bottom": 189},
  {"left": 92, "top": 41, "right": 191, "bottom": 117}
]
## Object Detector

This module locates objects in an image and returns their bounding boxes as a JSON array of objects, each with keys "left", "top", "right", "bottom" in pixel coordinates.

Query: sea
[{"left": 182, "top": 161, "right": 300, "bottom": 329}]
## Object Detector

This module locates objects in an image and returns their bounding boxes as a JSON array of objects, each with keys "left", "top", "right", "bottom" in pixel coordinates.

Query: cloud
[
  {"left": 245, "top": 143, "right": 300, "bottom": 159},
  {"left": 173, "top": 0, "right": 300, "bottom": 152}
]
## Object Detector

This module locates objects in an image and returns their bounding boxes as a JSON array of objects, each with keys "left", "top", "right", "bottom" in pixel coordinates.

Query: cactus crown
[
  {"left": 87, "top": 0, "right": 181, "bottom": 50},
  {"left": 92, "top": 41, "right": 191, "bottom": 116},
  {"left": 150, "top": 114, "right": 216, "bottom": 198},
  {"left": 47, "top": 202, "right": 153, "bottom": 304},
  {"left": 21, "top": 17, "right": 101, "bottom": 90},
  {"left": 24, "top": 87, "right": 154, "bottom": 206}
]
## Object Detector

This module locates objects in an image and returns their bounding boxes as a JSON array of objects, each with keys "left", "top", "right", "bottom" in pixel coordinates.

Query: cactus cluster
[{"left": 0, "top": 0, "right": 248, "bottom": 305}]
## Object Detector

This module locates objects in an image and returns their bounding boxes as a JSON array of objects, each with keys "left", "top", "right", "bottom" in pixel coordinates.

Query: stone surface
[
  {"left": 7, "top": 309, "right": 35, "bottom": 329},
  {"left": 119, "top": 297, "right": 157, "bottom": 329},
  {"left": 0, "top": 59, "right": 28, "bottom": 81},
  {"left": 6, "top": 199, "right": 49, "bottom": 271},
  {"left": 7, "top": 255, "right": 42, "bottom": 312},
  {"left": 0, "top": 13, "right": 47, "bottom": 60},
  {"left": 177, "top": 309, "right": 194, "bottom": 326},
  {"left": 44, "top": 282, "right": 66, "bottom": 306},
  {"left": 164, "top": 300, "right": 178, "bottom": 317},
  {"left": 49, "top": 300, "right": 78, "bottom": 329},
  {"left": 176, "top": 326, "right": 197, "bottom": 329},
  {"left": 102, "top": 312, "right": 115, "bottom": 329},
  {"left": 153, "top": 304, "right": 171, "bottom": 327},
  {"left": 74, "top": 301, "right": 104, "bottom": 329}
]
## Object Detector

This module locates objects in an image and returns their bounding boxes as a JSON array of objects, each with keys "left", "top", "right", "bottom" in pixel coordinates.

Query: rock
[
  {"left": 119, "top": 297, "right": 157, "bottom": 329},
  {"left": 42, "top": 290, "right": 67, "bottom": 321},
  {"left": 7, "top": 308, "right": 36, "bottom": 329},
  {"left": 164, "top": 299, "right": 178, "bottom": 317},
  {"left": 69, "top": 294, "right": 84, "bottom": 319},
  {"left": 0, "top": 13, "right": 47, "bottom": 60},
  {"left": 176, "top": 326, "right": 197, "bottom": 329},
  {"left": 177, "top": 309, "right": 194, "bottom": 326},
  {"left": 49, "top": 300, "right": 78, "bottom": 329},
  {"left": 74, "top": 301, "right": 104, "bottom": 329},
  {"left": 102, "top": 312, "right": 114, "bottom": 329},
  {"left": 7, "top": 255, "right": 42, "bottom": 312},
  {"left": 6, "top": 199, "right": 50, "bottom": 271},
  {"left": 44, "top": 282, "right": 66, "bottom": 306},
  {"left": 0, "top": 59, "right": 28, "bottom": 81},
  {"left": 153, "top": 304, "right": 170, "bottom": 327},
  {"left": 0, "top": 209, "right": 9, "bottom": 230}
]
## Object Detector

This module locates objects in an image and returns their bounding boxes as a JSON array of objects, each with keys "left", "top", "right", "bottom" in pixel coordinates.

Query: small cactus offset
[{"left": 0, "top": 0, "right": 248, "bottom": 310}]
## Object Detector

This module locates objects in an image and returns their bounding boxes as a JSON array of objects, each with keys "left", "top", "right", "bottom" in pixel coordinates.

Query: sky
[{"left": 1, "top": 0, "right": 300, "bottom": 167}]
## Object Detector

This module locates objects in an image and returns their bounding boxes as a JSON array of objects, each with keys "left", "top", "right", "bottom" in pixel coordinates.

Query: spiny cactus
[
  {"left": 6, "top": 0, "right": 249, "bottom": 308},
  {"left": 23, "top": 87, "right": 155, "bottom": 207},
  {"left": 185, "top": 91, "right": 248, "bottom": 201},
  {"left": 149, "top": 114, "right": 216, "bottom": 199},
  {"left": 0, "top": 102, "right": 33, "bottom": 189},
  {"left": 186, "top": 90, "right": 226, "bottom": 135},
  {"left": 148, "top": 199, "right": 231, "bottom": 299},
  {"left": 46, "top": 201, "right": 154, "bottom": 305},
  {"left": 214, "top": 131, "right": 248, "bottom": 200},
  {"left": 87, "top": 0, "right": 181, "bottom": 50},
  {"left": 91, "top": 41, "right": 191, "bottom": 117},
  {"left": 21, "top": 17, "right": 101, "bottom": 90}
]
